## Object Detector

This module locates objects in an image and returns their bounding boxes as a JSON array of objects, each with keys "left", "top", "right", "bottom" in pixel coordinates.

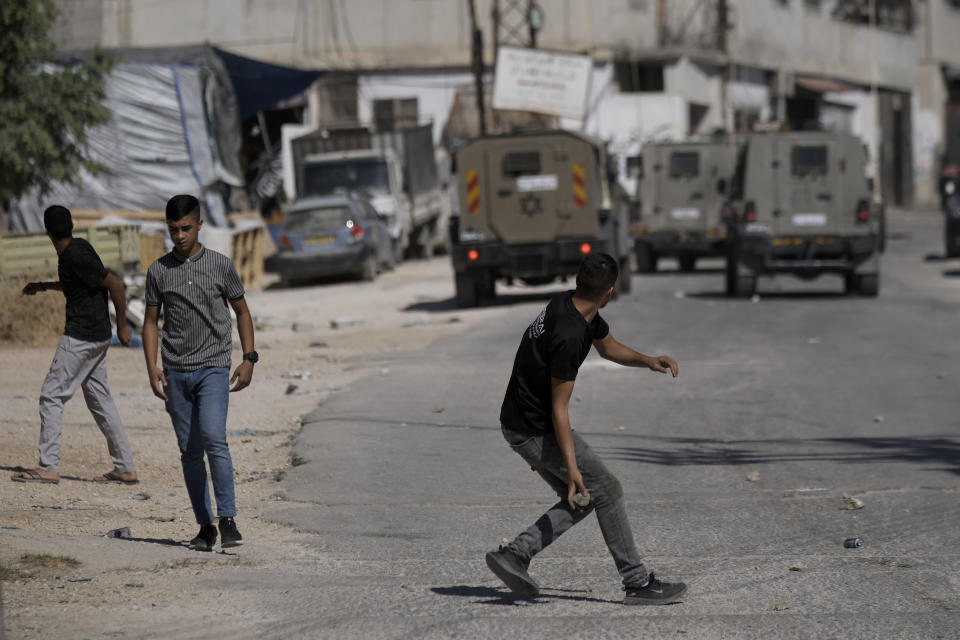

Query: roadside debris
[
  {"left": 131, "top": 492, "right": 151, "bottom": 501},
  {"left": 285, "top": 384, "right": 298, "bottom": 395},
  {"left": 105, "top": 527, "right": 131, "bottom": 539},
  {"left": 329, "top": 316, "right": 364, "bottom": 330},
  {"left": 789, "top": 562, "right": 805, "bottom": 572},
  {"left": 844, "top": 537, "right": 863, "bottom": 548},
  {"left": 431, "top": 407, "right": 445, "bottom": 413},
  {"left": 310, "top": 341, "right": 328, "bottom": 348},
  {"left": 745, "top": 471, "right": 760, "bottom": 482},
  {"left": 616, "top": 425, "right": 626, "bottom": 431},
  {"left": 842, "top": 493, "right": 864, "bottom": 510},
  {"left": 873, "top": 416, "right": 885, "bottom": 423},
  {"left": 772, "top": 601, "right": 790, "bottom": 611},
  {"left": 750, "top": 294, "right": 761, "bottom": 303},
  {"left": 68, "top": 577, "right": 92, "bottom": 583},
  {"left": 283, "top": 370, "right": 312, "bottom": 379}
]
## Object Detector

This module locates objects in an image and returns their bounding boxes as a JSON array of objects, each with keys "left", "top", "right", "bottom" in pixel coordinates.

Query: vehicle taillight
[
  {"left": 745, "top": 201, "right": 757, "bottom": 222},
  {"left": 856, "top": 199, "right": 869, "bottom": 224},
  {"left": 580, "top": 243, "right": 592, "bottom": 255},
  {"left": 279, "top": 233, "right": 292, "bottom": 249},
  {"left": 347, "top": 220, "right": 365, "bottom": 243},
  {"left": 467, "top": 249, "right": 479, "bottom": 261}
]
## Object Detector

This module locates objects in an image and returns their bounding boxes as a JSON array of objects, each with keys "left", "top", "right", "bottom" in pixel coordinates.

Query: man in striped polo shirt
[{"left": 142, "top": 194, "right": 258, "bottom": 552}]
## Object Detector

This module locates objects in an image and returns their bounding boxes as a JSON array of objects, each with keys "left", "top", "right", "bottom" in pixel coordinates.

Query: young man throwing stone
[
  {"left": 143, "top": 195, "right": 257, "bottom": 551},
  {"left": 12, "top": 205, "right": 137, "bottom": 485},
  {"left": 488, "top": 253, "right": 687, "bottom": 605}
]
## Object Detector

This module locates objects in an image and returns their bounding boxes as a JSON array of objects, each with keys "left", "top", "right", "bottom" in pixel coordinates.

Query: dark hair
[
  {"left": 43, "top": 205, "right": 73, "bottom": 239},
  {"left": 165, "top": 194, "right": 201, "bottom": 221},
  {"left": 576, "top": 253, "right": 618, "bottom": 299}
]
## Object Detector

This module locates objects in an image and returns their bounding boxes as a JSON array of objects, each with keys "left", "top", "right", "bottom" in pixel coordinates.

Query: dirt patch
[
  {"left": 0, "top": 277, "right": 65, "bottom": 347},
  {"left": 0, "top": 258, "right": 523, "bottom": 638}
]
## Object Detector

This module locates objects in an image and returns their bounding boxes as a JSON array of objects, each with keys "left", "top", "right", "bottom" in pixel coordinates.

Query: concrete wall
[
  {"left": 728, "top": 0, "right": 916, "bottom": 91},
  {"left": 52, "top": 0, "right": 658, "bottom": 68}
]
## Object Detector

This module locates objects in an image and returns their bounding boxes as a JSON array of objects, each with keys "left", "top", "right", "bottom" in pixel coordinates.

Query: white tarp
[
  {"left": 10, "top": 62, "right": 243, "bottom": 231},
  {"left": 492, "top": 46, "right": 592, "bottom": 120}
]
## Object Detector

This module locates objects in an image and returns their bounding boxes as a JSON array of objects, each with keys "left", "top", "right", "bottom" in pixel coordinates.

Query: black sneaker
[
  {"left": 485, "top": 547, "right": 539, "bottom": 598},
  {"left": 219, "top": 517, "right": 244, "bottom": 548},
  {"left": 188, "top": 524, "right": 217, "bottom": 552},
  {"left": 624, "top": 572, "right": 687, "bottom": 605}
]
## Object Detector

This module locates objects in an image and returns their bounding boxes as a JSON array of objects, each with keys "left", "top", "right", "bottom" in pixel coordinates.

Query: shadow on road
[
  {"left": 684, "top": 290, "right": 847, "bottom": 300},
  {"left": 431, "top": 584, "right": 619, "bottom": 606},
  {"left": 404, "top": 290, "right": 558, "bottom": 313},
  {"left": 593, "top": 435, "right": 960, "bottom": 475},
  {"left": 942, "top": 269, "right": 960, "bottom": 277},
  {"left": 632, "top": 267, "right": 725, "bottom": 276}
]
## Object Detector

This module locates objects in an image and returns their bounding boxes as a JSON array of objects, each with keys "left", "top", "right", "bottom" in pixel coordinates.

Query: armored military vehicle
[
  {"left": 632, "top": 138, "right": 742, "bottom": 273},
  {"left": 450, "top": 130, "right": 631, "bottom": 307},
  {"left": 726, "top": 131, "right": 882, "bottom": 297}
]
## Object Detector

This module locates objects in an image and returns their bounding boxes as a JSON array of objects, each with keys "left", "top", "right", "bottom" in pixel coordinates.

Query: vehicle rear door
[
  {"left": 485, "top": 138, "right": 569, "bottom": 244},
  {"left": 662, "top": 147, "right": 708, "bottom": 233},
  {"left": 777, "top": 138, "right": 839, "bottom": 235}
]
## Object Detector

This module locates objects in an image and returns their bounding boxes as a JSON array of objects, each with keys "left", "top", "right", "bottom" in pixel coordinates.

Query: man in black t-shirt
[
  {"left": 11, "top": 206, "right": 137, "bottom": 486},
  {"left": 487, "top": 253, "right": 687, "bottom": 605}
]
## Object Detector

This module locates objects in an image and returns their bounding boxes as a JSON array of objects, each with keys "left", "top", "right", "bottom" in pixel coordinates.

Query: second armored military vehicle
[{"left": 633, "top": 138, "right": 742, "bottom": 273}]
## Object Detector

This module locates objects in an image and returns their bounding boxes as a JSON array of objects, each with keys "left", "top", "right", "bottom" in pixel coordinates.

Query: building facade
[{"left": 52, "top": 0, "right": 960, "bottom": 206}]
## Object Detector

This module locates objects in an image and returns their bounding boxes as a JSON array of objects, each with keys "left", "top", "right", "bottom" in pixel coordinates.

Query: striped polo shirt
[{"left": 145, "top": 246, "right": 245, "bottom": 371}]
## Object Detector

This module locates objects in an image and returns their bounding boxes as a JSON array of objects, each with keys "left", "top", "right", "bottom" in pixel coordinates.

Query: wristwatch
[{"left": 242, "top": 350, "right": 259, "bottom": 364}]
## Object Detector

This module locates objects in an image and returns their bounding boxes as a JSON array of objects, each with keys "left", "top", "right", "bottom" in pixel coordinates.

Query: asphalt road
[{"left": 247, "top": 209, "right": 960, "bottom": 638}]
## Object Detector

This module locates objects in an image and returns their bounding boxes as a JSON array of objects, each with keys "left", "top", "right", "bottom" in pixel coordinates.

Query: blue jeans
[
  {"left": 164, "top": 367, "right": 236, "bottom": 524},
  {"left": 502, "top": 425, "right": 649, "bottom": 588}
]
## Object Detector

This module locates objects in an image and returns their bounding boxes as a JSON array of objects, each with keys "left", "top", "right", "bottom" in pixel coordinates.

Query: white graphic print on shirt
[{"left": 527, "top": 307, "right": 546, "bottom": 340}]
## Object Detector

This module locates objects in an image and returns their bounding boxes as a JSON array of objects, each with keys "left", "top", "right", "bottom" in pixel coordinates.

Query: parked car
[{"left": 269, "top": 195, "right": 394, "bottom": 285}]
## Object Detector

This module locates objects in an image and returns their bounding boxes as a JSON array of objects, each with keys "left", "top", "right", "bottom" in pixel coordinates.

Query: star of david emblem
[{"left": 520, "top": 194, "right": 543, "bottom": 218}]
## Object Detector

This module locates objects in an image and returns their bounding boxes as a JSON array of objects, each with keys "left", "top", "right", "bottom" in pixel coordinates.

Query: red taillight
[
  {"left": 744, "top": 201, "right": 757, "bottom": 222},
  {"left": 279, "top": 233, "right": 292, "bottom": 249},
  {"left": 348, "top": 221, "right": 365, "bottom": 243},
  {"left": 856, "top": 200, "right": 869, "bottom": 223},
  {"left": 580, "top": 243, "right": 592, "bottom": 255},
  {"left": 467, "top": 249, "right": 479, "bottom": 261}
]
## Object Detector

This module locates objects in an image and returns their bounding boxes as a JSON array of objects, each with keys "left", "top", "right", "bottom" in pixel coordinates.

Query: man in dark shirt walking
[
  {"left": 12, "top": 205, "right": 137, "bottom": 485},
  {"left": 143, "top": 194, "right": 256, "bottom": 552},
  {"left": 488, "top": 253, "right": 687, "bottom": 605}
]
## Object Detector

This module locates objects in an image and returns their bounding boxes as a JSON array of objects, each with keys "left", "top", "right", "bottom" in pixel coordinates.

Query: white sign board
[
  {"left": 492, "top": 46, "right": 592, "bottom": 120},
  {"left": 517, "top": 174, "right": 559, "bottom": 192}
]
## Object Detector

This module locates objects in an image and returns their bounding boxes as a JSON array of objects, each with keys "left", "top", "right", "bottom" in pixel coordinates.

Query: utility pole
[
  {"left": 467, "top": 0, "right": 487, "bottom": 136},
  {"left": 869, "top": 0, "right": 883, "bottom": 204}
]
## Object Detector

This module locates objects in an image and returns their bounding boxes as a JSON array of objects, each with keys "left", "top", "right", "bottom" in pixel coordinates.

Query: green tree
[{"left": 0, "top": 0, "right": 112, "bottom": 205}]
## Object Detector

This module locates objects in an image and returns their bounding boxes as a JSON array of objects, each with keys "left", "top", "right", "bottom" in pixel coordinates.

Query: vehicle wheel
[
  {"left": 678, "top": 254, "right": 696, "bottom": 272},
  {"left": 635, "top": 242, "right": 657, "bottom": 273},
  {"left": 392, "top": 238, "right": 404, "bottom": 265},
  {"left": 476, "top": 271, "right": 496, "bottom": 301},
  {"left": 617, "top": 258, "right": 632, "bottom": 295},
  {"left": 724, "top": 256, "right": 737, "bottom": 296},
  {"left": 734, "top": 274, "right": 757, "bottom": 298},
  {"left": 946, "top": 234, "right": 960, "bottom": 258},
  {"left": 454, "top": 272, "right": 479, "bottom": 308},
  {"left": 843, "top": 272, "right": 859, "bottom": 295},
  {"left": 857, "top": 273, "right": 879, "bottom": 297},
  {"left": 361, "top": 254, "right": 377, "bottom": 281}
]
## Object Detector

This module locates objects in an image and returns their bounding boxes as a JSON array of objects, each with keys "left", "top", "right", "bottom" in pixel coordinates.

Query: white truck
[{"left": 288, "top": 124, "right": 443, "bottom": 260}]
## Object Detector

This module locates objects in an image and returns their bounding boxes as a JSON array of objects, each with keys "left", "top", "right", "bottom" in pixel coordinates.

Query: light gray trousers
[{"left": 38, "top": 334, "right": 135, "bottom": 473}]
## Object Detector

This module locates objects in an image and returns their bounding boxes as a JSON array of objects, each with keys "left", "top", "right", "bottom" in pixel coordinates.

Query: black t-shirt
[
  {"left": 59, "top": 238, "right": 111, "bottom": 342},
  {"left": 500, "top": 291, "right": 609, "bottom": 437}
]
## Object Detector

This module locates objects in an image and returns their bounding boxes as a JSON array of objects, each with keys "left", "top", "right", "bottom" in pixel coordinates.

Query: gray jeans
[
  {"left": 38, "top": 335, "right": 135, "bottom": 473},
  {"left": 502, "top": 425, "right": 648, "bottom": 588}
]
